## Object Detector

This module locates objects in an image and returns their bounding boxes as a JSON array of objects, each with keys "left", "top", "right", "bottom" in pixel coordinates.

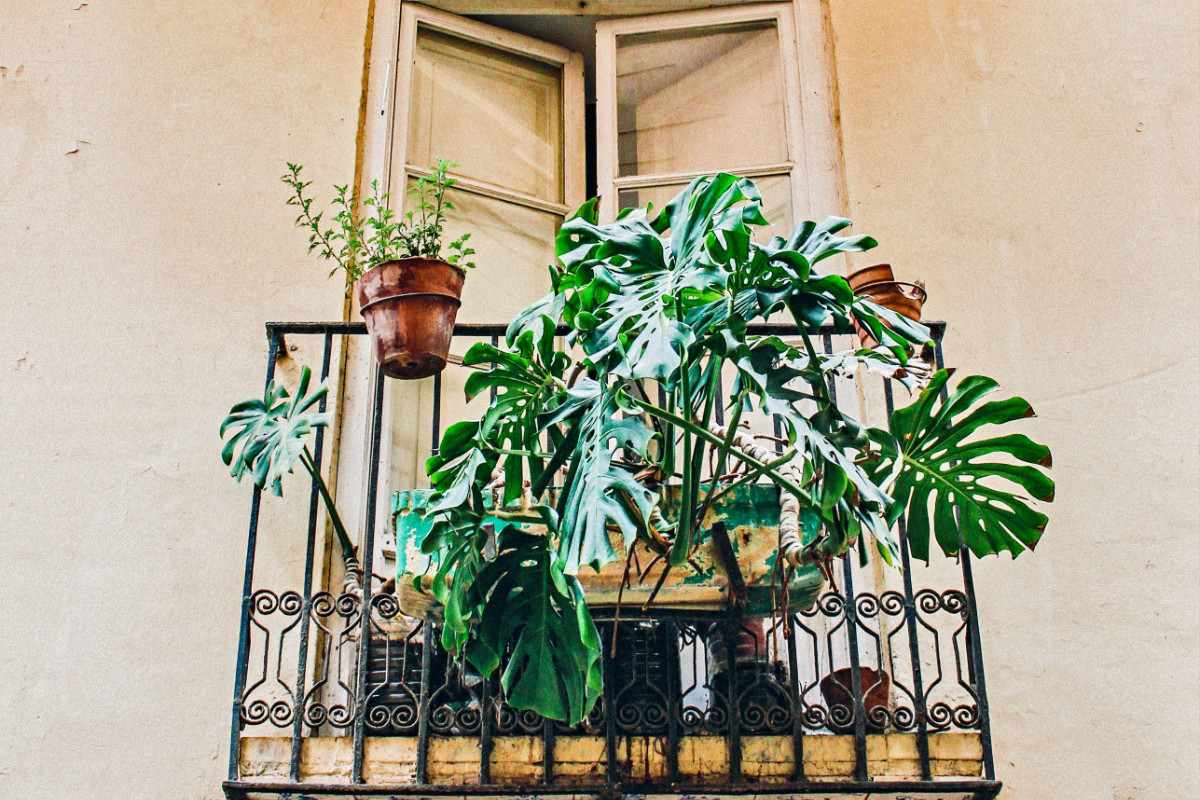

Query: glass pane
[
  {"left": 425, "top": 183, "right": 561, "bottom": 324},
  {"left": 618, "top": 174, "right": 793, "bottom": 239},
  {"left": 615, "top": 22, "right": 788, "bottom": 177},
  {"left": 410, "top": 28, "right": 563, "bottom": 202}
]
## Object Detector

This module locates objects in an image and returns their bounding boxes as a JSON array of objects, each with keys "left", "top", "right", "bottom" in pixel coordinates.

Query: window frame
[
  {"left": 389, "top": 3, "right": 586, "bottom": 218},
  {"left": 595, "top": 2, "right": 819, "bottom": 224},
  {"left": 345, "top": 0, "right": 843, "bottom": 576}
]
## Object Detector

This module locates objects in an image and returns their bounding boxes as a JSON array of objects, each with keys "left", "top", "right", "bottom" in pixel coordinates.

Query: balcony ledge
[{"left": 231, "top": 732, "right": 991, "bottom": 798}]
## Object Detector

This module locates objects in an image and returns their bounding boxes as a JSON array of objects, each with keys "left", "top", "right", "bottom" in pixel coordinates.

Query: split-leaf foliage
[
  {"left": 415, "top": 174, "right": 1052, "bottom": 724},
  {"left": 222, "top": 174, "right": 1052, "bottom": 726}
]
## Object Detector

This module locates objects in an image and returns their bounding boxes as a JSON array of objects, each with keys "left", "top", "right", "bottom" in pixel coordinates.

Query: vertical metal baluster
[
  {"left": 489, "top": 334, "right": 499, "bottom": 401},
  {"left": 542, "top": 716, "right": 556, "bottom": 785},
  {"left": 431, "top": 371, "right": 442, "bottom": 453},
  {"left": 416, "top": 614, "right": 434, "bottom": 784},
  {"left": 841, "top": 555, "right": 869, "bottom": 780},
  {"left": 882, "top": 378, "right": 932, "bottom": 779},
  {"left": 827, "top": 332, "right": 868, "bottom": 777},
  {"left": 227, "top": 332, "right": 280, "bottom": 780},
  {"left": 479, "top": 674, "right": 494, "bottom": 785},
  {"left": 771, "top": 412, "right": 805, "bottom": 779},
  {"left": 351, "top": 367, "right": 386, "bottom": 783},
  {"left": 725, "top": 617, "right": 742, "bottom": 782},
  {"left": 477, "top": 332, "right": 499, "bottom": 786},
  {"left": 289, "top": 332, "right": 334, "bottom": 780},
  {"left": 664, "top": 620, "right": 681, "bottom": 783},
  {"left": 603, "top": 637, "right": 619, "bottom": 786},
  {"left": 933, "top": 338, "right": 995, "bottom": 780},
  {"left": 785, "top": 619, "right": 805, "bottom": 780}
]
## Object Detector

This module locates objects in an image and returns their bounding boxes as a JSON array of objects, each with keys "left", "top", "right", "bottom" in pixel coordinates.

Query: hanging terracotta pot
[
  {"left": 847, "top": 264, "right": 926, "bottom": 347},
  {"left": 357, "top": 257, "right": 465, "bottom": 380}
]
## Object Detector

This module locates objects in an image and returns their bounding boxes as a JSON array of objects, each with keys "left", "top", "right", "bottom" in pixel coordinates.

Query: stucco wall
[
  {"left": 0, "top": 2, "right": 366, "bottom": 798},
  {"left": 1, "top": 1, "right": 1197, "bottom": 799},
  {"left": 829, "top": 2, "right": 1200, "bottom": 797}
]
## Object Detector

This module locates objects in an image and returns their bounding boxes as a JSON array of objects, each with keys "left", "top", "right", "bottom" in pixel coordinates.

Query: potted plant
[
  {"left": 407, "top": 173, "right": 1053, "bottom": 726},
  {"left": 847, "top": 263, "right": 927, "bottom": 346},
  {"left": 283, "top": 159, "right": 477, "bottom": 379}
]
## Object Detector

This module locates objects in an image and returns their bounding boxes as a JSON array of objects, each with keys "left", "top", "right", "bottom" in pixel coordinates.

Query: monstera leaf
[
  {"left": 220, "top": 365, "right": 329, "bottom": 496},
  {"left": 461, "top": 528, "right": 602, "bottom": 725},
  {"left": 542, "top": 378, "right": 658, "bottom": 575},
  {"left": 555, "top": 174, "right": 763, "bottom": 382},
  {"left": 463, "top": 323, "right": 568, "bottom": 506},
  {"left": 875, "top": 370, "right": 1054, "bottom": 561}
]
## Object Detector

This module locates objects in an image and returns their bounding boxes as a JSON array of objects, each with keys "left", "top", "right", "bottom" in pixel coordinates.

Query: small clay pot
[
  {"left": 706, "top": 619, "right": 768, "bottom": 674},
  {"left": 357, "top": 257, "right": 465, "bottom": 379},
  {"left": 819, "top": 666, "right": 892, "bottom": 733},
  {"left": 857, "top": 281, "right": 926, "bottom": 320},
  {"left": 851, "top": 280, "right": 927, "bottom": 347},
  {"left": 847, "top": 263, "right": 895, "bottom": 292}
]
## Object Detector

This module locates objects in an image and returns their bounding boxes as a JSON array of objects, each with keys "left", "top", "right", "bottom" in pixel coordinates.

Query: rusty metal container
[{"left": 357, "top": 257, "right": 465, "bottom": 380}]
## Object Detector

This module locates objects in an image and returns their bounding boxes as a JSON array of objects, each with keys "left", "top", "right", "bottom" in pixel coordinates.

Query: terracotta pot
[
  {"left": 706, "top": 619, "right": 768, "bottom": 674},
  {"left": 357, "top": 257, "right": 465, "bottom": 379},
  {"left": 819, "top": 666, "right": 891, "bottom": 733},
  {"left": 847, "top": 263, "right": 895, "bottom": 292},
  {"left": 851, "top": 280, "right": 927, "bottom": 347}
]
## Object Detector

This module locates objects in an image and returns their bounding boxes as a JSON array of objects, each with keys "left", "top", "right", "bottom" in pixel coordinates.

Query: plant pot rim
[
  {"left": 360, "top": 255, "right": 467, "bottom": 278},
  {"left": 855, "top": 279, "right": 927, "bottom": 301}
]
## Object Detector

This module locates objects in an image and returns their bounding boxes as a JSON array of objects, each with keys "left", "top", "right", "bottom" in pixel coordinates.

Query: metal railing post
[
  {"left": 226, "top": 331, "right": 280, "bottom": 780},
  {"left": 288, "top": 332, "right": 334, "bottom": 780},
  {"left": 351, "top": 366, "right": 386, "bottom": 782},
  {"left": 883, "top": 378, "right": 933, "bottom": 779}
]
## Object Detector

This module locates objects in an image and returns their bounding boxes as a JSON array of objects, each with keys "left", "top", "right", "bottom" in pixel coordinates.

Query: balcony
[{"left": 223, "top": 321, "right": 1001, "bottom": 800}]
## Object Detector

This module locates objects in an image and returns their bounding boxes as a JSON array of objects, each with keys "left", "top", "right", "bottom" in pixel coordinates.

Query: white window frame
[
  {"left": 343, "top": 0, "right": 843, "bottom": 577},
  {"left": 389, "top": 3, "right": 585, "bottom": 218},
  {"left": 595, "top": 1, "right": 840, "bottom": 225},
  {"left": 340, "top": 1, "right": 586, "bottom": 572}
]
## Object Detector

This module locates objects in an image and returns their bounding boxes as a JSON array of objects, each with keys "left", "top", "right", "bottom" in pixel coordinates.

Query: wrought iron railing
[{"left": 223, "top": 321, "right": 1001, "bottom": 799}]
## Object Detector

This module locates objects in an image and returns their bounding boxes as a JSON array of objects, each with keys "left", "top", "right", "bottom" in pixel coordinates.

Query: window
[
  {"left": 348, "top": 1, "right": 841, "bottom": 559},
  {"left": 389, "top": 4, "right": 584, "bottom": 325},
  {"left": 379, "top": 6, "right": 585, "bottom": 491},
  {"left": 597, "top": 4, "right": 807, "bottom": 238}
]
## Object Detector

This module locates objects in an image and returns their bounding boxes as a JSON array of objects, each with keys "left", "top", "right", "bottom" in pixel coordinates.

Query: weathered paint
[
  {"left": 241, "top": 731, "right": 983, "bottom": 784},
  {"left": 393, "top": 485, "right": 825, "bottom": 613}
]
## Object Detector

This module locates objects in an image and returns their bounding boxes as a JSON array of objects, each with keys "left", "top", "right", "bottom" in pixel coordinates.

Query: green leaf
[
  {"left": 461, "top": 529, "right": 602, "bottom": 724},
  {"left": 219, "top": 366, "right": 329, "bottom": 496},
  {"left": 542, "top": 379, "right": 658, "bottom": 574},
  {"left": 874, "top": 370, "right": 1054, "bottom": 561}
]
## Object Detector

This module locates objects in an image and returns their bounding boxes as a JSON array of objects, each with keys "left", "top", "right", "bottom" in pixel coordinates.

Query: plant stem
[
  {"left": 701, "top": 450, "right": 797, "bottom": 510},
  {"left": 630, "top": 397, "right": 815, "bottom": 507},
  {"left": 301, "top": 447, "right": 357, "bottom": 564},
  {"left": 693, "top": 393, "right": 747, "bottom": 529},
  {"left": 672, "top": 332, "right": 694, "bottom": 566}
]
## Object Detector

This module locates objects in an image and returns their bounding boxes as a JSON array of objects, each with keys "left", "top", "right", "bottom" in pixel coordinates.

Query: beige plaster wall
[
  {"left": 2, "top": 2, "right": 1197, "bottom": 799},
  {"left": 829, "top": 2, "right": 1200, "bottom": 797},
  {"left": 0, "top": 2, "right": 367, "bottom": 798}
]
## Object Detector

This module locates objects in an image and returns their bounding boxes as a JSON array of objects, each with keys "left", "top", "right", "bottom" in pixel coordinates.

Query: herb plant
[
  {"left": 283, "top": 158, "right": 477, "bottom": 283},
  {"left": 414, "top": 173, "right": 1054, "bottom": 724}
]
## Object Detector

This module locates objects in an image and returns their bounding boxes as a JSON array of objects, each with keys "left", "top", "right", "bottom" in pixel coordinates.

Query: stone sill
[{"left": 240, "top": 732, "right": 983, "bottom": 786}]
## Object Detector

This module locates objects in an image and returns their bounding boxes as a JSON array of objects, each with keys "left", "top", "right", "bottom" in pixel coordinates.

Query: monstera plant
[
  {"left": 220, "top": 366, "right": 363, "bottom": 592},
  {"left": 410, "top": 173, "right": 1053, "bottom": 724}
]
